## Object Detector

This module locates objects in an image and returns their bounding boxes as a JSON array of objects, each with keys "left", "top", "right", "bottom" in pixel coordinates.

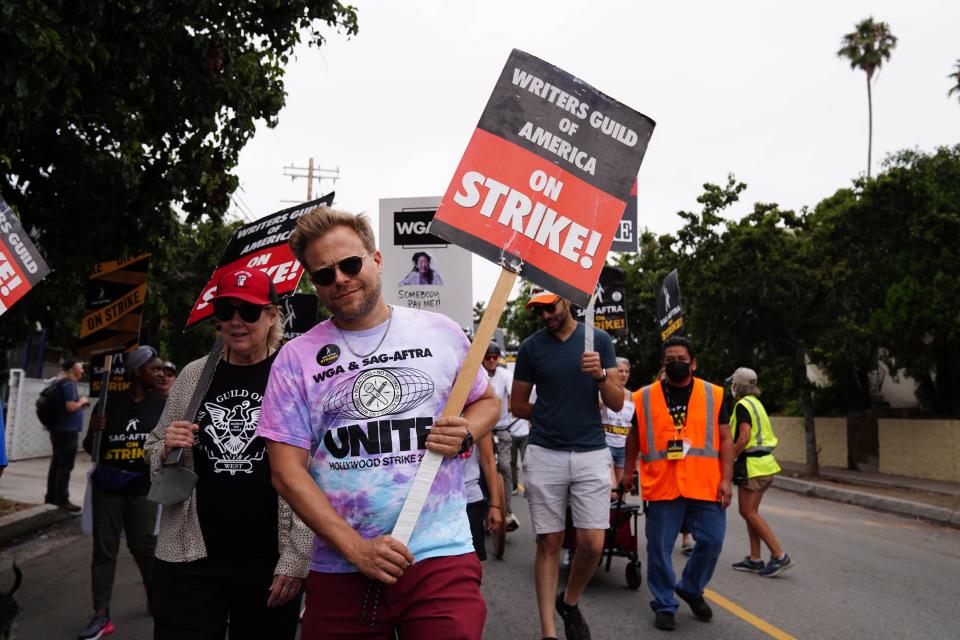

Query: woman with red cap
[{"left": 144, "top": 269, "right": 312, "bottom": 640}]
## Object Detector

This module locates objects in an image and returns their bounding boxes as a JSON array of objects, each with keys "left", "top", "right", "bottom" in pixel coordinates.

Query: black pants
[
  {"left": 152, "top": 556, "right": 300, "bottom": 640},
  {"left": 46, "top": 430, "right": 78, "bottom": 504},
  {"left": 91, "top": 483, "right": 157, "bottom": 610}
]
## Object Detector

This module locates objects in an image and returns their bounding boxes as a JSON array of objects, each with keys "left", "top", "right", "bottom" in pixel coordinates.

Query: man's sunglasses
[
  {"left": 310, "top": 254, "right": 367, "bottom": 287},
  {"left": 483, "top": 353, "right": 500, "bottom": 361},
  {"left": 213, "top": 299, "right": 266, "bottom": 323},
  {"left": 532, "top": 302, "right": 557, "bottom": 316}
]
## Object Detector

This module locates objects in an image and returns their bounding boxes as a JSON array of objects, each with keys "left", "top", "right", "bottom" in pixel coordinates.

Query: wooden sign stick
[{"left": 391, "top": 267, "right": 518, "bottom": 545}]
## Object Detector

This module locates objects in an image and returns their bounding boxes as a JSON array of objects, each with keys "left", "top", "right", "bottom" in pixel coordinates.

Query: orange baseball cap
[{"left": 524, "top": 286, "right": 561, "bottom": 309}]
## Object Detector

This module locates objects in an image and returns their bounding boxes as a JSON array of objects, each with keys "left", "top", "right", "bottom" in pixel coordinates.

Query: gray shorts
[{"left": 523, "top": 444, "right": 612, "bottom": 534}]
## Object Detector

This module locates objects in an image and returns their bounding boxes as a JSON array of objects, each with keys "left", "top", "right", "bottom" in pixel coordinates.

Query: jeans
[
  {"left": 510, "top": 435, "right": 528, "bottom": 489},
  {"left": 91, "top": 482, "right": 158, "bottom": 610},
  {"left": 46, "top": 430, "right": 79, "bottom": 504},
  {"left": 645, "top": 498, "right": 726, "bottom": 613}
]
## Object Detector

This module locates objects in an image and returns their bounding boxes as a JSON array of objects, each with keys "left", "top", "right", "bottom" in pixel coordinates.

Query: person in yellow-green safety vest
[{"left": 728, "top": 367, "right": 795, "bottom": 578}]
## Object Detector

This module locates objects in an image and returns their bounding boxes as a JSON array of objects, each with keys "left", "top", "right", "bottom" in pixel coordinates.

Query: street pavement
[{"left": 1, "top": 487, "right": 957, "bottom": 639}]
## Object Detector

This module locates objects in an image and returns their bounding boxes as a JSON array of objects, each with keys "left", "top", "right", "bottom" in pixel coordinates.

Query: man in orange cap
[{"left": 512, "top": 286, "right": 622, "bottom": 640}]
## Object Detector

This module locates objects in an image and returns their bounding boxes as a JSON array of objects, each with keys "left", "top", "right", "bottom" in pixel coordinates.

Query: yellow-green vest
[{"left": 733, "top": 395, "right": 781, "bottom": 478}]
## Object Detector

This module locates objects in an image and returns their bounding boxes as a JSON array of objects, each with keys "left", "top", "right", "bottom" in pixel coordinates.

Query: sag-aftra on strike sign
[{"left": 430, "top": 49, "right": 655, "bottom": 306}]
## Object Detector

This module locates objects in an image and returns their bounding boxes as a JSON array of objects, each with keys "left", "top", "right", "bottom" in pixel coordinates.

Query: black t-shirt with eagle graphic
[{"left": 194, "top": 352, "right": 279, "bottom": 559}]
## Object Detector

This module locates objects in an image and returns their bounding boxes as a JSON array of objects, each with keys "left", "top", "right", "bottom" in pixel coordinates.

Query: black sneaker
[
  {"left": 732, "top": 557, "right": 765, "bottom": 573},
  {"left": 654, "top": 611, "right": 676, "bottom": 631},
  {"left": 759, "top": 553, "right": 794, "bottom": 577},
  {"left": 675, "top": 587, "right": 712, "bottom": 621},
  {"left": 555, "top": 592, "right": 591, "bottom": 640}
]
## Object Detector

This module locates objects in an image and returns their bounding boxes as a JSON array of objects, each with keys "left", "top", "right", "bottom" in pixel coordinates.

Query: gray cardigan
[{"left": 143, "top": 356, "right": 313, "bottom": 577}]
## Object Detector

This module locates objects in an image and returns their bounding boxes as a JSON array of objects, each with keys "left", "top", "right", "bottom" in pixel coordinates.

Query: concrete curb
[
  {"left": 0, "top": 504, "right": 78, "bottom": 546},
  {"left": 772, "top": 476, "right": 960, "bottom": 527}
]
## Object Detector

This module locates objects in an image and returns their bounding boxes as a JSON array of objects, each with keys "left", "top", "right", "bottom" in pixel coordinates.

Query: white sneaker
[{"left": 506, "top": 514, "right": 520, "bottom": 532}]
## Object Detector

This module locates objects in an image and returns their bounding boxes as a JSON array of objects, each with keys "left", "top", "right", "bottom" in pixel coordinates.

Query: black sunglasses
[
  {"left": 213, "top": 299, "right": 266, "bottom": 323},
  {"left": 532, "top": 302, "right": 557, "bottom": 316},
  {"left": 310, "top": 254, "right": 367, "bottom": 287}
]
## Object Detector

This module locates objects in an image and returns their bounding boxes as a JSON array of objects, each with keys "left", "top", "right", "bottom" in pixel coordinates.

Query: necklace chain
[{"left": 336, "top": 306, "right": 393, "bottom": 358}]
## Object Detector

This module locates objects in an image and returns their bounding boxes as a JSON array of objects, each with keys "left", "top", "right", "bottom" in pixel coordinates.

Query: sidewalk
[
  {"left": 0, "top": 454, "right": 92, "bottom": 545},
  {"left": 775, "top": 462, "right": 960, "bottom": 527}
]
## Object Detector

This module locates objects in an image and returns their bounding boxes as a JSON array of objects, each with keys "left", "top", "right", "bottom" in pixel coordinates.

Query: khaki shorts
[
  {"left": 523, "top": 444, "right": 612, "bottom": 534},
  {"left": 744, "top": 474, "right": 775, "bottom": 492}
]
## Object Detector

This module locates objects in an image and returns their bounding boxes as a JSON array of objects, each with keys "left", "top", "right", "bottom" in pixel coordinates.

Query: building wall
[
  {"left": 770, "top": 416, "right": 960, "bottom": 483},
  {"left": 771, "top": 417, "right": 848, "bottom": 468},
  {"left": 878, "top": 419, "right": 960, "bottom": 483}
]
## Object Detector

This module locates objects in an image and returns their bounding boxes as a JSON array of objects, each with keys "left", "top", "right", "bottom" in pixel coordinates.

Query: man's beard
[{"left": 333, "top": 277, "right": 382, "bottom": 322}]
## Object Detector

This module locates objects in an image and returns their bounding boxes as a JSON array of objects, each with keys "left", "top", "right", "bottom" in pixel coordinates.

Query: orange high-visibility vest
[{"left": 633, "top": 378, "right": 724, "bottom": 502}]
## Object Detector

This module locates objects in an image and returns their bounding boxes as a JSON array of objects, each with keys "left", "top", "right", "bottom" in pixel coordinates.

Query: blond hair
[{"left": 289, "top": 206, "right": 376, "bottom": 267}]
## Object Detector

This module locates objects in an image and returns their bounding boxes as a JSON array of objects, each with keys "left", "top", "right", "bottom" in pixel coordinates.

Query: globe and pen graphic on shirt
[{"left": 324, "top": 367, "right": 435, "bottom": 420}]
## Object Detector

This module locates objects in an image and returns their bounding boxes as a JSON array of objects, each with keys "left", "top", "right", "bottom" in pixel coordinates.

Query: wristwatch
[
  {"left": 457, "top": 429, "right": 474, "bottom": 455},
  {"left": 594, "top": 369, "right": 607, "bottom": 384}
]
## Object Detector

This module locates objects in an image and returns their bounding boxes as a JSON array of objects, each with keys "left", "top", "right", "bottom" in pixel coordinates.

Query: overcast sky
[{"left": 233, "top": 0, "right": 960, "bottom": 302}]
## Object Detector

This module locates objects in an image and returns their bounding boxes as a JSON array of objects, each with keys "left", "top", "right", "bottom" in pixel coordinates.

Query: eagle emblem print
[{"left": 203, "top": 398, "right": 263, "bottom": 474}]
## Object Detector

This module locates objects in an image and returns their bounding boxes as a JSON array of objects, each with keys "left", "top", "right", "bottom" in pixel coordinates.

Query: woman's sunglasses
[
  {"left": 532, "top": 302, "right": 557, "bottom": 316},
  {"left": 213, "top": 299, "right": 266, "bottom": 323},
  {"left": 310, "top": 254, "right": 367, "bottom": 287}
]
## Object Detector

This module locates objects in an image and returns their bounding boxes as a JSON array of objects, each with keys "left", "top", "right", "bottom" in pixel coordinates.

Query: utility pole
[{"left": 282, "top": 158, "right": 340, "bottom": 201}]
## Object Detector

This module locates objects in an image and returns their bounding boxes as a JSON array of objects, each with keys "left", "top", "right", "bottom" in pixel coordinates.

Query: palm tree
[
  {"left": 949, "top": 59, "right": 960, "bottom": 103},
  {"left": 837, "top": 18, "right": 897, "bottom": 178}
]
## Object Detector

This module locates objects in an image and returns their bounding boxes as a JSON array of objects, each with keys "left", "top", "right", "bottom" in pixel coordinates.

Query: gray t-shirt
[{"left": 514, "top": 323, "right": 617, "bottom": 452}]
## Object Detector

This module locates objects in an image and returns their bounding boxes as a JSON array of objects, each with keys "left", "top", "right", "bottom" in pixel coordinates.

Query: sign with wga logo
[{"left": 379, "top": 196, "right": 473, "bottom": 329}]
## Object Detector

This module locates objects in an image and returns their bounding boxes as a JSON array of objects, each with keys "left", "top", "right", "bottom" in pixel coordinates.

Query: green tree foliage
[
  {"left": 838, "top": 17, "right": 897, "bottom": 178},
  {"left": 949, "top": 59, "right": 960, "bottom": 103},
  {"left": 812, "top": 146, "right": 960, "bottom": 414},
  {"left": 0, "top": 1, "right": 357, "bottom": 361}
]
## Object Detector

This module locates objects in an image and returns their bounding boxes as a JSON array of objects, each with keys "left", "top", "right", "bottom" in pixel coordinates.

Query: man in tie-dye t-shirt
[{"left": 258, "top": 206, "right": 499, "bottom": 640}]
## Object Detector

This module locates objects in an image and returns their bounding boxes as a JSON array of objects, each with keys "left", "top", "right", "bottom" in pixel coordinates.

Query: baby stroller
[{"left": 561, "top": 487, "right": 643, "bottom": 589}]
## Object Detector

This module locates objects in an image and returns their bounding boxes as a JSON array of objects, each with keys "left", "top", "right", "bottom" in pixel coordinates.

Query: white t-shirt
[
  {"left": 488, "top": 367, "right": 513, "bottom": 428},
  {"left": 461, "top": 443, "right": 483, "bottom": 504},
  {"left": 602, "top": 391, "right": 634, "bottom": 448}
]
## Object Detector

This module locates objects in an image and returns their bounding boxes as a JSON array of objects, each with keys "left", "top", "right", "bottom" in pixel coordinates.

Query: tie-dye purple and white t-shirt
[{"left": 258, "top": 305, "right": 488, "bottom": 573}]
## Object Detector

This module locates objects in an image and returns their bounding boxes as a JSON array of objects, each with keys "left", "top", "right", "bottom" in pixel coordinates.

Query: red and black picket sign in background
[
  {"left": 185, "top": 192, "right": 334, "bottom": 329},
  {"left": 430, "top": 49, "right": 655, "bottom": 307},
  {"left": 0, "top": 196, "right": 50, "bottom": 316}
]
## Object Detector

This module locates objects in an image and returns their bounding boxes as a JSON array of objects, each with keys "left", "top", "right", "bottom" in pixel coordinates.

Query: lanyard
[{"left": 662, "top": 380, "right": 689, "bottom": 436}]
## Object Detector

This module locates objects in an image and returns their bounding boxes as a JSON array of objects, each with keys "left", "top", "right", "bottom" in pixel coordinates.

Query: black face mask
[{"left": 664, "top": 360, "right": 691, "bottom": 383}]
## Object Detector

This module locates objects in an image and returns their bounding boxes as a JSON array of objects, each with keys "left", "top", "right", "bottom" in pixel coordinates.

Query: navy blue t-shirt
[
  {"left": 514, "top": 323, "right": 617, "bottom": 452},
  {"left": 53, "top": 380, "right": 85, "bottom": 432}
]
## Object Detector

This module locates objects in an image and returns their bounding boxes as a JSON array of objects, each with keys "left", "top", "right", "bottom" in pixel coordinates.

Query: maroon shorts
[{"left": 301, "top": 553, "right": 486, "bottom": 639}]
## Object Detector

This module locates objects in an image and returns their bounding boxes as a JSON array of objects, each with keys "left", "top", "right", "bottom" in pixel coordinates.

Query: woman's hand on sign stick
[
  {"left": 162, "top": 420, "right": 198, "bottom": 459},
  {"left": 266, "top": 575, "right": 303, "bottom": 607}
]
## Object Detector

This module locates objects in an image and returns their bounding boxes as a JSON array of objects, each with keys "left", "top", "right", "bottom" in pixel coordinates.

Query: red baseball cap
[{"left": 214, "top": 269, "right": 278, "bottom": 305}]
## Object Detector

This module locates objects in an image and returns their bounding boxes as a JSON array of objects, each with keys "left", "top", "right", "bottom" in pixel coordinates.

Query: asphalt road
[{"left": 2, "top": 488, "right": 957, "bottom": 639}]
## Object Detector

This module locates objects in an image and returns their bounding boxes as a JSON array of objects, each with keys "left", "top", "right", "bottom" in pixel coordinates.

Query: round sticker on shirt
[
  {"left": 352, "top": 369, "right": 402, "bottom": 418},
  {"left": 317, "top": 344, "right": 341, "bottom": 367}
]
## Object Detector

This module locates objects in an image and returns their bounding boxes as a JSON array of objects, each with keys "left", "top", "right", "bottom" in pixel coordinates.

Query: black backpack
[{"left": 36, "top": 379, "right": 67, "bottom": 429}]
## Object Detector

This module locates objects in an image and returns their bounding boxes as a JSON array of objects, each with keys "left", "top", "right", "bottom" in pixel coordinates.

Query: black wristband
[{"left": 457, "top": 430, "right": 474, "bottom": 455}]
